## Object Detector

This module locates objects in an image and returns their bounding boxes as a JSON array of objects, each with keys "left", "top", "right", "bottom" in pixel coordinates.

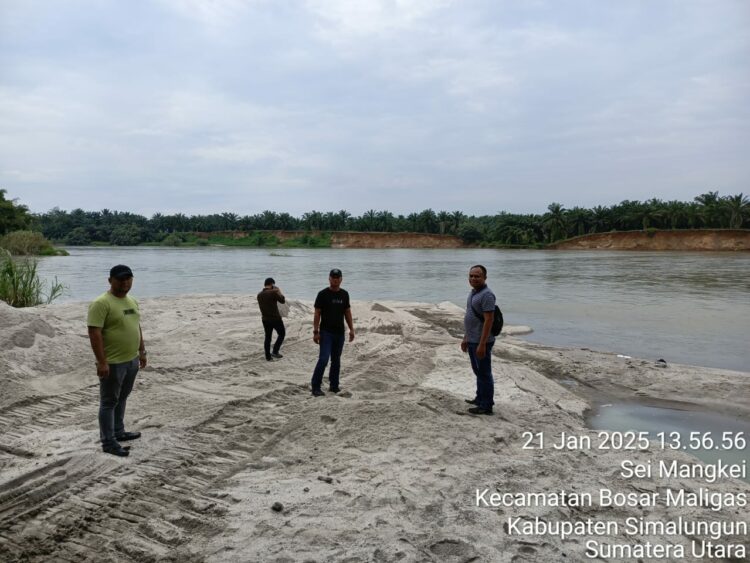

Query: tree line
[{"left": 3, "top": 189, "right": 749, "bottom": 247}]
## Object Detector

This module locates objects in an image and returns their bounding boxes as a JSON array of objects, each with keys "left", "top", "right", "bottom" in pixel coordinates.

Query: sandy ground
[{"left": 0, "top": 296, "right": 748, "bottom": 562}]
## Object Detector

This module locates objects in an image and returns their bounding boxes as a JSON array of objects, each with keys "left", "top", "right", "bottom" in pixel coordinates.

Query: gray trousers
[{"left": 99, "top": 357, "right": 139, "bottom": 448}]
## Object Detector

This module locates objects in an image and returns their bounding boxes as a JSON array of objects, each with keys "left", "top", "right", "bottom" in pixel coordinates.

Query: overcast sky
[{"left": 1, "top": 1, "right": 748, "bottom": 217}]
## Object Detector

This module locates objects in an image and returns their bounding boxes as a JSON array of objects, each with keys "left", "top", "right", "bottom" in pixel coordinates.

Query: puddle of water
[{"left": 588, "top": 402, "right": 749, "bottom": 484}]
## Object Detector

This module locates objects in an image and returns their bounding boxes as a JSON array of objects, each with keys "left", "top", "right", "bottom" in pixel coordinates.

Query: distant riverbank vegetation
[
  {"left": 37, "top": 192, "right": 750, "bottom": 247},
  {"left": 143, "top": 231, "right": 332, "bottom": 248},
  {"left": 0, "top": 190, "right": 67, "bottom": 256},
  {"left": 4, "top": 188, "right": 750, "bottom": 248},
  {"left": 0, "top": 190, "right": 67, "bottom": 306}
]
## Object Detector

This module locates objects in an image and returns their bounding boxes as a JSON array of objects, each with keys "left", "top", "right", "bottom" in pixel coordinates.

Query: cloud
[
  {"left": 0, "top": 0, "right": 748, "bottom": 216},
  {"left": 155, "top": 0, "right": 260, "bottom": 28},
  {"left": 305, "top": 0, "right": 454, "bottom": 40}
]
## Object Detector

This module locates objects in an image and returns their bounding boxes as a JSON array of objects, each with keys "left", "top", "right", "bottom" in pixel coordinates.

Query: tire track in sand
[{"left": 0, "top": 382, "right": 307, "bottom": 562}]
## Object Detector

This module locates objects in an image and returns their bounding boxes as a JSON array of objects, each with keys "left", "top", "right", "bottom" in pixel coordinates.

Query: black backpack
[{"left": 471, "top": 291, "right": 504, "bottom": 336}]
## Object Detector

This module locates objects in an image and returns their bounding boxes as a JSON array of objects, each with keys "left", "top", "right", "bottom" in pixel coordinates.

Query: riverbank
[
  {"left": 193, "top": 230, "right": 464, "bottom": 248},
  {"left": 550, "top": 229, "right": 750, "bottom": 251},
  {"left": 185, "top": 228, "right": 750, "bottom": 250},
  {"left": 1, "top": 296, "right": 748, "bottom": 561},
  {"left": 55, "top": 228, "right": 750, "bottom": 251}
]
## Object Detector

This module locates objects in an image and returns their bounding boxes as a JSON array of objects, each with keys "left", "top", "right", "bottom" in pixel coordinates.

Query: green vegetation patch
[
  {"left": 207, "top": 232, "right": 281, "bottom": 247},
  {"left": 282, "top": 232, "right": 332, "bottom": 248},
  {"left": 0, "top": 251, "right": 65, "bottom": 307},
  {"left": 0, "top": 230, "right": 67, "bottom": 256},
  {"left": 10, "top": 185, "right": 749, "bottom": 249},
  {"left": 203, "top": 231, "right": 331, "bottom": 248}
]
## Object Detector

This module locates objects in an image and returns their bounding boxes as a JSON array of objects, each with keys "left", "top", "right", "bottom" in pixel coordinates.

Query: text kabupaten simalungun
[{"left": 475, "top": 430, "right": 748, "bottom": 559}]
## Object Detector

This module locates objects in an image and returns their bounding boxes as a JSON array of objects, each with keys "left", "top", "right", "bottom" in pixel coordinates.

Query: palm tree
[
  {"left": 722, "top": 193, "right": 749, "bottom": 229},
  {"left": 662, "top": 201, "right": 687, "bottom": 229},
  {"left": 220, "top": 212, "right": 238, "bottom": 231},
  {"left": 376, "top": 210, "right": 394, "bottom": 232},
  {"left": 694, "top": 191, "right": 721, "bottom": 228},
  {"left": 336, "top": 210, "right": 351, "bottom": 230},
  {"left": 259, "top": 210, "right": 278, "bottom": 229},
  {"left": 151, "top": 212, "right": 166, "bottom": 233},
  {"left": 590, "top": 205, "right": 611, "bottom": 233},
  {"left": 436, "top": 211, "right": 451, "bottom": 235},
  {"left": 362, "top": 209, "right": 377, "bottom": 231},
  {"left": 277, "top": 212, "right": 297, "bottom": 230},
  {"left": 302, "top": 210, "right": 323, "bottom": 231},
  {"left": 406, "top": 212, "right": 419, "bottom": 231},
  {"left": 543, "top": 203, "right": 567, "bottom": 242},
  {"left": 458, "top": 222, "right": 484, "bottom": 244},
  {"left": 417, "top": 209, "right": 438, "bottom": 233},
  {"left": 167, "top": 213, "right": 188, "bottom": 232},
  {"left": 629, "top": 203, "right": 662, "bottom": 231},
  {"left": 694, "top": 191, "right": 720, "bottom": 206},
  {"left": 451, "top": 211, "right": 465, "bottom": 234},
  {"left": 565, "top": 207, "right": 591, "bottom": 237}
]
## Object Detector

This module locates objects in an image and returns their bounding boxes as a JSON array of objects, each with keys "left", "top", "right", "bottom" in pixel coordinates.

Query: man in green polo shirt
[{"left": 87, "top": 264, "right": 147, "bottom": 457}]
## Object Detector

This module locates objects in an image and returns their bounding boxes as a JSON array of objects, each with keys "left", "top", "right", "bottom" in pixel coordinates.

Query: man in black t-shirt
[{"left": 310, "top": 268, "right": 355, "bottom": 396}]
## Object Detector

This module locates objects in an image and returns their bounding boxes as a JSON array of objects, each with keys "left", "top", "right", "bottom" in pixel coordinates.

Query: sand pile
[{"left": 0, "top": 296, "right": 748, "bottom": 562}]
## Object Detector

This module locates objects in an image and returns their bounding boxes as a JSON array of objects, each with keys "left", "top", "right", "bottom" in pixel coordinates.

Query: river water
[{"left": 34, "top": 247, "right": 749, "bottom": 372}]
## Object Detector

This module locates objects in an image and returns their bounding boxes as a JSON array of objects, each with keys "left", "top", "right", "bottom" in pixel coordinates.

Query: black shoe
[
  {"left": 115, "top": 431, "right": 141, "bottom": 441},
  {"left": 328, "top": 387, "right": 340, "bottom": 393},
  {"left": 271, "top": 352, "right": 283, "bottom": 359},
  {"left": 468, "top": 407, "right": 493, "bottom": 416},
  {"left": 266, "top": 355, "right": 273, "bottom": 361},
  {"left": 103, "top": 444, "right": 130, "bottom": 457},
  {"left": 312, "top": 388, "right": 325, "bottom": 397},
  {"left": 464, "top": 399, "right": 478, "bottom": 405}
]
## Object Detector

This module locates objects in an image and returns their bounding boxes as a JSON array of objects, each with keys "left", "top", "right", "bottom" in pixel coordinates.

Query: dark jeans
[
  {"left": 99, "top": 357, "right": 139, "bottom": 448},
  {"left": 311, "top": 330, "right": 345, "bottom": 390},
  {"left": 262, "top": 319, "right": 286, "bottom": 358},
  {"left": 467, "top": 341, "right": 494, "bottom": 411}
]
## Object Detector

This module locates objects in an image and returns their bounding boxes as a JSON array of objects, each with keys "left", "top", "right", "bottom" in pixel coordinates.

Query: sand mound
[
  {"left": 0, "top": 295, "right": 748, "bottom": 562},
  {"left": 0, "top": 302, "right": 91, "bottom": 408},
  {"left": 0, "top": 302, "right": 55, "bottom": 349}
]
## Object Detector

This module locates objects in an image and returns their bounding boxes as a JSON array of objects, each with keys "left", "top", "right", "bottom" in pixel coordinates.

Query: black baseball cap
[
  {"left": 264, "top": 277, "right": 275, "bottom": 286},
  {"left": 329, "top": 268, "right": 342, "bottom": 277},
  {"left": 110, "top": 264, "right": 133, "bottom": 279}
]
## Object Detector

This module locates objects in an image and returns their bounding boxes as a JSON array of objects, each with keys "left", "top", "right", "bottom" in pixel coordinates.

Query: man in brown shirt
[{"left": 257, "top": 277, "right": 286, "bottom": 361}]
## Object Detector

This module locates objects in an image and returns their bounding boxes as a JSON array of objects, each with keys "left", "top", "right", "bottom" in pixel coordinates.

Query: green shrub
[
  {"left": 207, "top": 232, "right": 280, "bottom": 247},
  {"left": 40, "top": 246, "right": 68, "bottom": 256},
  {"left": 247, "top": 231, "right": 280, "bottom": 246},
  {"left": 65, "top": 227, "right": 91, "bottom": 246},
  {"left": 0, "top": 252, "right": 65, "bottom": 307},
  {"left": 282, "top": 232, "right": 332, "bottom": 247},
  {"left": 458, "top": 224, "right": 484, "bottom": 244},
  {"left": 0, "top": 230, "right": 56, "bottom": 255},
  {"left": 110, "top": 224, "right": 144, "bottom": 246},
  {"left": 161, "top": 233, "right": 184, "bottom": 246},
  {"left": 178, "top": 233, "right": 209, "bottom": 246}
]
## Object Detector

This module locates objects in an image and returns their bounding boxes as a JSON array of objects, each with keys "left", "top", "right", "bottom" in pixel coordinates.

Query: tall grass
[{"left": 0, "top": 252, "right": 65, "bottom": 307}]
